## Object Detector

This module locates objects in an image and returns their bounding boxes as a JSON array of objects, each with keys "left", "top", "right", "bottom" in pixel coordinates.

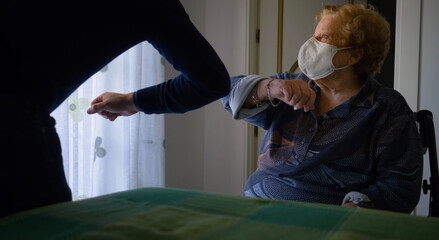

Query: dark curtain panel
[{"left": 366, "top": 0, "right": 396, "bottom": 88}]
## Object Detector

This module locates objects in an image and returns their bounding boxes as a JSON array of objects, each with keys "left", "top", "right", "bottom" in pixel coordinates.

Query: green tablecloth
[{"left": 1, "top": 187, "right": 438, "bottom": 239}]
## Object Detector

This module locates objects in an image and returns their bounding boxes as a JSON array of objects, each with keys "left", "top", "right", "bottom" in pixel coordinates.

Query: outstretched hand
[{"left": 86, "top": 92, "right": 139, "bottom": 121}]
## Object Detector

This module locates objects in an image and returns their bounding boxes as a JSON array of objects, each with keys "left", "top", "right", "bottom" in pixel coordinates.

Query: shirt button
[
  {"left": 300, "top": 140, "right": 305, "bottom": 145},
  {"left": 294, "top": 154, "right": 300, "bottom": 159},
  {"left": 308, "top": 127, "right": 315, "bottom": 132}
]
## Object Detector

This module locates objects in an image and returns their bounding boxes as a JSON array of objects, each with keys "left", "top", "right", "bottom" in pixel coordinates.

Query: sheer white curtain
[{"left": 52, "top": 42, "right": 165, "bottom": 200}]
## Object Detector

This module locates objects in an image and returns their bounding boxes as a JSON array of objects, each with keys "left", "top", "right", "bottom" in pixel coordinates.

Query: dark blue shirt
[
  {"left": 2, "top": 0, "right": 230, "bottom": 114},
  {"left": 222, "top": 73, "right": 423, "bottom": 213},
  {"left": 132, "top": 0, "right": 230, "bottom": 114},
  {"left": 0, "top": 0, "right": 230, "bottom": 217}
]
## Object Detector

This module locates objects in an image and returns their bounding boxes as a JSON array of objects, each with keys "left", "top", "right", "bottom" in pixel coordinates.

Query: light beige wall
[
  {"left": 416, "top": 0, "right": 439, "bottom": 217},
  {"left": 164, "top": 0, "right": 206, "bottom": 191},
  {"left": 202, "top": 0, "right": 249, "bottom": 195},
  {"left": 164, "top": 0, "right": 249, "bottom": 196}
]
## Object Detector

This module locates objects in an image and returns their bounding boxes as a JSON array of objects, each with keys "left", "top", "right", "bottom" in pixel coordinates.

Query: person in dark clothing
[{"left": 0, "top": 0, "right": 230, "bottom": 217}]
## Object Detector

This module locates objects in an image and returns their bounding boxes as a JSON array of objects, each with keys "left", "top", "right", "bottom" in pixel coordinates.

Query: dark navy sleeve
[
  {"left": 134, "top": 1, "right": 230, "bottom": 114},
  {"left": 362, "top": 93, "right": 423, "bottom": 213}
]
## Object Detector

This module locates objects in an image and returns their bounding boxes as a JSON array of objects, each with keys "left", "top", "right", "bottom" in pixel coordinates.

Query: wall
[
  {"left": 203, "top": 0, "right": 250, "bottom": 195},
  {"left": 416, "top": 0, "right": 439, "bottom": 216},
  {"left": 163, "top": 0, "right": 206, "bottom": 192},
  {"left": 164, "top": 0, "right": 249, "bottom": 196},
  {"left": 393, "top": 0, "right": 439, "bottom": 216}
]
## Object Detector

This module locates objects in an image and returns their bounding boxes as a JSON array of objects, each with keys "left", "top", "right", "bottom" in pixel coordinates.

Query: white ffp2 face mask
[{"left": 298, "top": 37, "right": 352, "bottom": 80}]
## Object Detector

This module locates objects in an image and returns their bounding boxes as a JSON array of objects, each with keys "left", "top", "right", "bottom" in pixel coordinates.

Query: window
[{"left": 52, "top": 42, "right": 165, "bottom": 200}]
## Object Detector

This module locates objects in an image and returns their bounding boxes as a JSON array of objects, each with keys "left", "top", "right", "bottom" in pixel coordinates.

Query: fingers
[
  {"left": 86, "top": 92, "right": 138, "bottom": 121},
  {"left": 342, "top": 202, "right": 357, "bottom": 208},
  {"left": 293, "top": 92, "right": 309, "bottom": 111},
  {"left": 99, "top": 111, "right": 121, "bottom": 122},
  {"left": 87, "top": 93, "right": 108, "bottom": 114},
  {"left": 279, "top": 80, "right": 316, "bottom": 112},
  {"left": 86, "top": 103, "right": 101, "bottom": 114},
  {"left": 90, "top": 95, "right": 103, "bottom": 105},
  {"left": 94, "top": 110, "right": 120, "bottom": 121},
  {"left": 87, "top": 92, "right": 119, "bottom": 115},
  {"left": 294, "top": 85, "right": 315, "bottom": 112},
  {"left": 84, "top": 94, "right": 118, "bottom": 121}
]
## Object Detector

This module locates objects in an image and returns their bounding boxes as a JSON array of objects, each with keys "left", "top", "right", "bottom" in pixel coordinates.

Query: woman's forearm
[{"left": 243, "top": 78, "right": 272, "bottom": 108}]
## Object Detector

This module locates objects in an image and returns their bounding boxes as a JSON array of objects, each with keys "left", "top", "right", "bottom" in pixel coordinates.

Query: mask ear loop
[
  {"left": 337, "top": 46, "right": 354, "bottom": 51},
  {"left": 332, "top": 46, "right": 354, "bottom": 70}
]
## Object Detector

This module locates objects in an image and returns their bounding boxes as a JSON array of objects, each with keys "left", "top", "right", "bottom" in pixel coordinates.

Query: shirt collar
[{"left": 310, "top": 76, "right": 382, "bottom": 119}]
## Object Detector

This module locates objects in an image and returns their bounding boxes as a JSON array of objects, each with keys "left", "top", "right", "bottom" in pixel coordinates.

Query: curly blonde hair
[{"left": 317, "top": 4, "right": 390, "bottom": 77}]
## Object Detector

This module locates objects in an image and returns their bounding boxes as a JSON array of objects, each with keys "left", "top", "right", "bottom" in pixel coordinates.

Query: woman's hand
[
  {"left": 86, "top": 92, "right": 139, "bottom": 121},
  {"left": 342, "top": 202, "right": 357, "bottom": 208},
  {"left": 266, "top": 79, "right": 316, "bottom": 112}
]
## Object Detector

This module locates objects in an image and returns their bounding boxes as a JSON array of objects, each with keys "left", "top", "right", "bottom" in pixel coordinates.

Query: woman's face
[
  {"left": 313, "top": 15, "right": 344, "bottom": 46},
  {"left": 313, "top": 15, "right": 353, "bottom": 69}
]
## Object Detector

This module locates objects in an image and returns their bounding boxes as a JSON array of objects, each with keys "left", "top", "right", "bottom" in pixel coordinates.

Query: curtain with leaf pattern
[{"left": 52, "top": 42, "right": 165, "bottom": 200}]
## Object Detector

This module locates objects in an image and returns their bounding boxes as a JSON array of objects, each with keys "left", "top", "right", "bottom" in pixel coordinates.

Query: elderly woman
[{"left": 222, "top": 4, "right": 423, "bottom": 213}]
